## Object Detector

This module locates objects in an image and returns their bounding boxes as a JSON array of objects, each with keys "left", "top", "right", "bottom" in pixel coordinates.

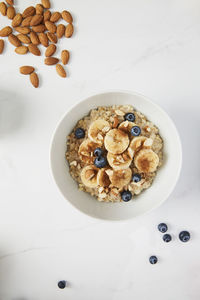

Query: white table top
[{"left": 0, "top": 0, "right": 200, "bottom": 299}]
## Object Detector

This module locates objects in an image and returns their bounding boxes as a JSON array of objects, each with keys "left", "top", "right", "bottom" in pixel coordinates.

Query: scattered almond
[
  {"left": 113, "top": 116, "right": 119, "bottom": 128},
  {"left": 47, "top": 32, "right": 57, "bottom": 43},
  {"left": 6, "top": 0, "right": 13, "bottom": 5},
  {"left": 20, "top": 66, "right": 35, "bottom": 75},
  {"left": 15, "top": 45, "right": 28, "bottom": 54},
  {"left": 32, "top": 24, "right": 46, "bottom": 33},
  {"left": 38, "top": 32, "right": 48, "bottom": 47},
  {"left": 22, "top": 6, "right": 35, "bottom": 18},
  {"left": 30, "top": 14, "right": 43, "bottom": 26},
  {"left": 45, "top": 57, "right": 59, "bottom": 65},
  {"left": 56, "top": 64, "right": 66, "bottom": 77},
  {"left": 12, "top": 13, "right": 22, "bottom": 27},
  {"left": 30, "top": 72, "right": 39, "bottom": 88},
  {"left": 7, "top": 6, "right": 15, "bottom": 19},
  {"left": 0, "top": 39, "right": 4, "bottom": 54},
  {"left": 45, "top": 21, "right": 56, "bottom": 33},
  {"left": 35, "top": 4, "right": 44, "bottom": 15},
  {"left": 41, "top": 0, "right": 50, "bottom": 9},
  {"left": 50, "top": 11, "right": 61, "bottom": 23},
  {"left": 30, "top": 31, "right": 40, "bottom": 45},
  {"left": 45, "top": 43, "right": 56, "bottom": 57},
  {"left": 56, "top": 24, "right": 65, "bottom": 38},
  {"left": 43, "top": 9, "right": 51, "bottom": 21},
  {"left": 8, "top": 33, "right": 21, "bottom": 47},
  {"left": 61, "top": 50, "right": 69, "bottom": 65},
  {"left": 28, "top": 43, "right": 41, "bottom": 56},
  {"left": 21, "top": 16, "right": 33, "bottom": 27},
  {"left": 0, "top": 2, "right": 7, "bottom": 16},
  {"left": 65, "top": 23, "right": 73, "bottom": 38},
  {"left": 61, "top": 10, "right": 73, "bottom": 23},
  {"left": 0, "top": 26, "right": 12, "bottom": 37},
  {"left": 17, "top": 33, "right": 31, "bottom": 44},
  {"left": 15, "top": 27, "right": 30, "bottom": 34}
]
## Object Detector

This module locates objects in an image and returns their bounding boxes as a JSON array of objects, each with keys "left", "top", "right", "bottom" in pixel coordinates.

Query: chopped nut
[
  {"left": 98, "top": 186, "right": 104, "bottom": 193},
  {"left": 115, "top": 109, "right": 125, "bottom": 116},
  {"left": 98, "top": 192, "right": 107, "bottom": 198},
  {"left": 144, "top": 125, "right": 151, "bottom": 132},
  {"left": 70, "top": 160, "right": 77, "bottom": 166},
  {"left": 113, "top": 116, "right": 119, "bottom": 128}
]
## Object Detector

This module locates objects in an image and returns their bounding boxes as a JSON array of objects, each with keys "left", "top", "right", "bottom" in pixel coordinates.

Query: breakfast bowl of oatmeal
[{"left": 50, "top": 91, "right": 182, "bottom": 221}]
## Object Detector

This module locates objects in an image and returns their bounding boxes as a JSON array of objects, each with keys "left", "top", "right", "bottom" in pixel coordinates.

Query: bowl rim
[{"left": 50, "top": 89, "right": 182, "bottom": 222}]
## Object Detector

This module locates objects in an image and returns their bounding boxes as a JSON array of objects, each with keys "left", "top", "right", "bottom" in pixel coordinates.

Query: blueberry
[
  {"left": 124, "top": 112, "right": 135, "bottom": 122},
  {"left": 149, "top": 256, "right": 158, "bottom": 264},
  {"left": 179, "top": 231, "right": 190, "bottom": 242},
  {"left": 158, "top": 223, "right": 168, "bottom": 233},
  {"left": 163, "top": 234, "right": 172, "bottom": 243},
  {"left": 121, "top": 190, "right": 132, "bottom": 202},
  {"left": 130, "top": 126, "right": 141, "bottom": 136},
  {"left": 75, "top": 128, "right": 85, "bottom": 139},
  {"left": 132, "top": 173, "right": 141, "bottom": 183},
  {"left": 58, "top": 281, "right": 66, "bottom": 289},
  {"left": 94, "top": 156, "right": 107, "bottom": 168},
  {"left": 94, "top": 147, "right": 103, "bottom": 157}
]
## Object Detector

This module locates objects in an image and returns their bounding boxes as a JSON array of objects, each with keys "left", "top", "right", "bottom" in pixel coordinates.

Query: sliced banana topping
[
  {"left": 104, "top": 129, "right": 129, "bottom": 154},
  {"left": 118, "top": 121, "right": 136, "bottom": 134},
  {"left": 129, "top": 136, "right": 153, "bottom": 153},
  {"left": 134, "top": 149, "right": 159, "bottom": 173},
  {"left": 88, "top": 119, "right": 111, "bottom": 144},
  {"left": 80, "top": 165, "right": 99, "bottom": 188},
  {"left": 106, "top": 168, "right": 132, "bottom": 189},
  {"left": 107, "top": 150, "right": 132, "bottom": 170},
  {"left": 97, "top": 168, "right": 111, "bottom": 187},
  {"left": 78, "top": 139, "right": 98, "bottom": 164}
]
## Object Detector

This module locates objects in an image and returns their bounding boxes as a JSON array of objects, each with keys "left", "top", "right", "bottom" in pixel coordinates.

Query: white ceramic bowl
[{"left": 50, "top": 91, "right": 182, "bottom": 221}]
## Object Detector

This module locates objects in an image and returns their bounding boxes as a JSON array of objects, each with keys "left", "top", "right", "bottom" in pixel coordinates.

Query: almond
[
  {"left": 44, "top": 57, "right": 59, "bottom": 65},
  {"left": 17, "top": 34, "right": 31, "bottom": 44},
  {"left": 30, "top": 72, "right": 39, "bottom": 88},
  {"left": 15, "top": 46, "right": 28, "bottom": 54},
  {"left": 56, "top": 24, "right": 65, "bottom": 38},
  {"left": 30, "top": 31, "right": 40, "bottom": 45},
  {"left": 0, "top": 2, "right": 7, "bottom": 16},
  {"left": 38, "top": 32, "right": 48, "bottom": 47},
  {"left": 35, "top": 4, "right": 43, "bottom": 15},
  {"left": 56, "top": 64, "right": 66, "bottom": 78},
  {"left": 45, "top": 21, "right": 56, "bottom": 33},
  {"left": 47, "top": 32, "right": 57, "bottom": 43},
  {"left": 21, "top": 16, "right": 33, "bottom": 27},
  {"left": 43, "top": 10, "right": 51, "bottom": 21},
  {"left": 0, "top": 39, "right": 4, "bottom": 54},
  {"left": 8, "top": 33, "right": 21, "bottom": 47},
  {"left": 28, "top": 43, "right": 41, "bottom": 56},
  {"left": 12, "top": 13, "right": 22, "bottom": 27},
  {"left": 22, "top": 6, "right": 36, "bottom": 18},
  {"left": 30, "top": 14, "right": 43, "bottom": 26},
  {"left": 45, "top": 44, "right": 56, "bottom": 57},
  {"left": 0, "top": 26, "right": 12, "bottom": 37},
  {"left": 65, "top": 23, "right": 73, "bottom": 38},
  {"left": 20, "top": 66, "right": 35, "bottom": 75},
  {"left": 6, "top": 0, "right": 13, "bottom": 5},
  {"left": 15, "top": 27, "right": 30, "bottom": 34},
  {"left": 41, "top": 0, "right": 50, "bottom": 9},
  {"left": 7, "top": 6, "right": 15, "bottom": 19},
  {"left": 61, "top": 50, "right": 69, "bottom": 65},
  {"left": 50, "top": 12, "right": 61, "bottom": 23},
  {"left": 32, "top": 24, "right": 46, "bottom": 33},
  {"left": 61, "top": 10, "right": 73, "bottom": 24}
]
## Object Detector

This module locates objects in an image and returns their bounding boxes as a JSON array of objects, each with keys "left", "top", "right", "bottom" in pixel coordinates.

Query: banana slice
[
  {"left": 88, "top": 119, "right": 111, "bottom": 144},
  {"left": 118, "top": 121, "right": 136, "bottom": 134},
  {"left": 106, "top": 168, "right": 132, "bottom": 189},
  {"left": 97, "top": 168, "right": 111, "bottom": 187},
  {"left": 134, "top": 149, "right": 159, "bottom": 173},
  {"left": 78, "top": 139, "right": 98, "bottom": 164},
  {"left": 104, "top": 129, "right": 129, "bottom": 154},
  {"left": 80, "top": 165, "right": 99, "bottom": 188},
  {"left": 107, "top": 150, "right": 132, "bottom": 170},
  {"left": 129, "top": 136, "right": 153, "bottom": 153}
]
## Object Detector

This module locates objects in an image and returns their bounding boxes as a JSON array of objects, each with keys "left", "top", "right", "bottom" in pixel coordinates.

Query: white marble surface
[{"left": 0, "top": 0, "right": 200, "bottom": 299}]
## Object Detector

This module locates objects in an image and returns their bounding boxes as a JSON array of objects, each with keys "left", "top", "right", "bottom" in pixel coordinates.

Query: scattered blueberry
[
  {"left": 94, "top": 147, "right": 103, "bottom": 157},
  {"left": 149, "top": 256, "right": 158, "bottom": 264},
  {"left": 163, "top": 234, "right": 172, "bottom": 243},
  {"left": 75, "top": 128, "right": 85, "bottom": 139},
  {"left": 94, "top": 156, "right": 107, "bottom": 168},
  {"left": 130, "top": 126, "right": 141, "bottom": 136},
  {"left": 58, "top": 281, "right": 66, "bottom": 289},
  {"left": 158, "top": 223, "right": 168, "bottom": 233},
  {"left": 121, "top": 190, "right": 132, "bottom": 202},
  {"left": 124, "top": 112, "right": 135, "bottom": 122},
  {"left": 132, "top": 173, "right": 142, "bottom": 183},
  {"left": 179, "top": 231, "right": 190, "bottom": 242}
]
